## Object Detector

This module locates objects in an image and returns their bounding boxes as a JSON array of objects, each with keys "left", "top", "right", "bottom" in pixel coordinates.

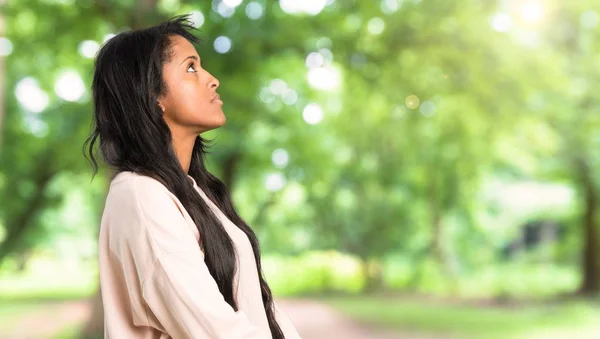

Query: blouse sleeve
[
  {"left": 125, "top": 176, "right": 270, "bottom": 339},
  {"left": 273, "top": 300, "right": 303, "bottom": 339}
]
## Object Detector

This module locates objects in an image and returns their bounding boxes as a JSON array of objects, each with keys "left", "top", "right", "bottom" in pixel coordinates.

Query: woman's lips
[{"left": 212, "top": 94, "right": 222, "bottom": 104}]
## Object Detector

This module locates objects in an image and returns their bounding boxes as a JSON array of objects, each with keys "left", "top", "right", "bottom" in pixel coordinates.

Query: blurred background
[{"left": 1, "top": 0, "right": 600, "bottom": 338}]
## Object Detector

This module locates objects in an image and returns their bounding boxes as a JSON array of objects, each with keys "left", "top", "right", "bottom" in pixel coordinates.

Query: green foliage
[
  {"left": 264, "top": 251, "right": 365, "bottom": 296},
  {"left": 1, "top": 0, "right": 600, "bottom": 298}
]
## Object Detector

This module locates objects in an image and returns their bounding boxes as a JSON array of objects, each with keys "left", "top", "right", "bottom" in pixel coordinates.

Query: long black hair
[{"left": 84, "top": 15, "right": 285, "bottom": 339}]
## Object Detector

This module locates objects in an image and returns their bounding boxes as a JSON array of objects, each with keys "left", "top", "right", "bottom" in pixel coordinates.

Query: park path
[
  {"left": 8, "top": 299, "right": 598, "bottom": 339},
  {"left": 277, "top": 299, "right": 405, "bottom": 339},
  {"left": 3, "top": 300, "right": 90, "bottom": 338}
]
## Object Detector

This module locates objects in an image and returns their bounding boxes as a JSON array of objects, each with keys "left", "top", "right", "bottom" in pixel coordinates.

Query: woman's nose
[{"left": 208, "top": 76, "right": 219, "bottom": 89}]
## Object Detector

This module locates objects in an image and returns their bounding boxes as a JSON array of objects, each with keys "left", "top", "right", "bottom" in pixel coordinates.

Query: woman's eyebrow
[{"left": 179, "top": 55, "right": 198, "bottom": 65}]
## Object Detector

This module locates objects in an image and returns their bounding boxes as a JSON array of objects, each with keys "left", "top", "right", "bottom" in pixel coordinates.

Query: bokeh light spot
[
  {"left": 405, "top": 95, "right": 420, "bottom": 109},
  {"left": 0, "top": 38, "right": 14, "bottom": 56},
  {"left": 78, "top": 40, "right": 100, "bottom": 59},
  {"left": 303, "top": 103, "right": 323, "bottom": 124},
  {"left": 246, "top": 2, "right": 264, "bottom": 19},
  {"left": 214, "top": 36, "right": 232, "bottom": 53},
  {"left": 55, "top": 70, "right": 86, "bottom": 102}
]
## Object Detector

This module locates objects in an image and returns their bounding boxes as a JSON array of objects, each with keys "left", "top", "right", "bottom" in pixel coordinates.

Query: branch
[{"left": 0, "top": 163, "right": 56, "bottom": 264}]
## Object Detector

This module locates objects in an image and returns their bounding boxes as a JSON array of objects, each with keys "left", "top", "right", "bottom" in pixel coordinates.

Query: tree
[{"left": 529, "top": 0, "right": 600, "bottom": 294}]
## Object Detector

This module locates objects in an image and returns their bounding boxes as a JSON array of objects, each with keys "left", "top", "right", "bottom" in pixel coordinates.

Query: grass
[
  {"left": 323, "top": 294, "right": 600, "bottom": 339},
  {"left": 1, "top": 254, "right": 599, "bottom": 339},
  {"left": 0, "top": 301, "right": 41, "bottom": 334},
  {"left": 51, "top": 324, "right": 93, "bottom": 339},
  {"left": 0, "top": 257, "right": 97, "bottom": 337}
]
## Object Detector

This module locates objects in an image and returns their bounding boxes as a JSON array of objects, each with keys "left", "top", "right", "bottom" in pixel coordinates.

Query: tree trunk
[
  {"left": 79, "top": 288, "right": 104, "bottom": 339},
  {"left": 15, "top": 251, "right": 29, "bottom": 273},
  {"left": 576, "top": 158, "right": 600, "bottom": 295},
  {"left": 431, "top": 205, "right": 444, "bottom": 265},
  {"left": 0, "top": 6, "right": 5, "bottom": 150},
  {"left": 428, "top": 180, "right": 446, "bottom": 270},
  {"left": 0, "top": 167, "right": 56, "bottom": 263},
  {"left": 222, "top": 151, "right": 241, "bottom": 189},
  {"left": 79, "top": 170, "right": 111, "bottom": 338},
  {"left": 361, "top": 258, "right": 384, "bottom": 293}
]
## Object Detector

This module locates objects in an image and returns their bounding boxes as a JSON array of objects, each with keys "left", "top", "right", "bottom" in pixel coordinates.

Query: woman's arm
[
  {"left": 111, "top": 175, "right": 270, "bottom": 339},
  {"left": 142, "top": 247, "right": 268, "bottom": 339}
]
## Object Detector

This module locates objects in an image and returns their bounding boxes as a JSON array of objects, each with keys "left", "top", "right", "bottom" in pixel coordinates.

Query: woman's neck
[{"left": 171, "top": 129, "right": 197, "bottom": 173}]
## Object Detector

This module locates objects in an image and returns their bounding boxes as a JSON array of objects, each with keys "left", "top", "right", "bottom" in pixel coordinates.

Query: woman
[{"left": 84, "top": 15, "right": 301, "bottom": 339}]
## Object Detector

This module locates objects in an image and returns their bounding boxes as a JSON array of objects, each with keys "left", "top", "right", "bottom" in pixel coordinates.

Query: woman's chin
[
  {"left": 197, "top": 114, "right": 226, "bottom": 134},
  {"left": 214, "top": 111, "right": 226, "bottom": 126}
]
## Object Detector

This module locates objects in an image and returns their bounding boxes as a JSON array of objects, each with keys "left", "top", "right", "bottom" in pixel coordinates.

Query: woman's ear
[{"left": 157, "top": 99, "right": 166, "bottom": 113}]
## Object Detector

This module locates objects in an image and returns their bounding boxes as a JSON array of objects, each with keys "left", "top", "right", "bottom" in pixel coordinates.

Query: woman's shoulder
[
  {"left": 105, "top": 171, "right": 178, "bottom": 211},
  {"left": 110, "top": 170, "right": 176, "bottom": 196},
  {"left": 102, "top": 171, "right": 199, "bottom": 254},
  {"left": 101, "top": 172, "right": 197, "bottom": 264},
  {"left": 110, "top": 170, "right": 166, "bottom": 189}
]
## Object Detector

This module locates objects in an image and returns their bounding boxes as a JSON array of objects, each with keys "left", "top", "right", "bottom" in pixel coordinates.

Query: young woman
[{"left": 85, "top": 16, "right": 301, "bottom": 339}]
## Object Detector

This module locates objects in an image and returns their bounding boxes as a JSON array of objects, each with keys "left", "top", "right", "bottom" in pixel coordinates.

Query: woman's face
[{"left": 158, "top": 35, "right": 225, "bottom": 134}]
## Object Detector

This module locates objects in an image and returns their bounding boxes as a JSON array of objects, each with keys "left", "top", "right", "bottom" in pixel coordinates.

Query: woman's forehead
[{"left": 169, "top": 35, "right": 198, "bottom": 59}]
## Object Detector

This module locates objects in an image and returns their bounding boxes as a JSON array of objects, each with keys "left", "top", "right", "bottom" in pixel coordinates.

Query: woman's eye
[{"left": 187, "top": 64, "right": 196, "bottom": 73}]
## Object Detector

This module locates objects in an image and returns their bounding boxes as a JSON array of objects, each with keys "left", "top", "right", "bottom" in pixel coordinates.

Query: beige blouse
[{"left": 98, "top": 171, "right": 302, "bottom": 339}]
